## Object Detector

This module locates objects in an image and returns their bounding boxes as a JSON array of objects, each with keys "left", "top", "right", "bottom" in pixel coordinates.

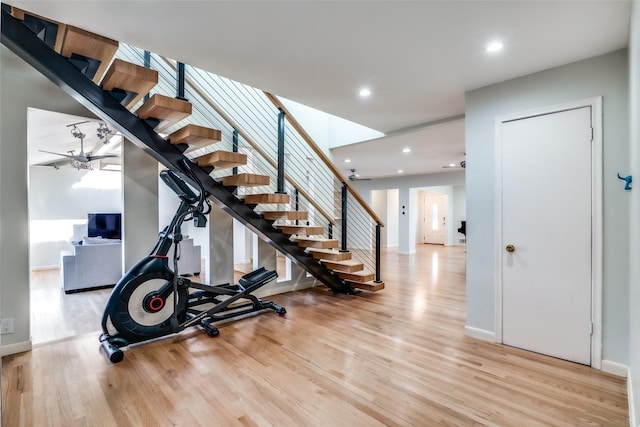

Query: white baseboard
[
  {"left": 1, "top": 340, "right": 32, "bottom": 356},
  {"left": 464, "top": 325, "right": 496, "bottom": 342},
  {"left": 628, "top": 366, "right": 637, "bottom": 427},
  {"left": 600, "top": 360, "right": 628, "bottom": 377},
  {"left": 31, "top": 265, "right": 58, "bottom": 271}
]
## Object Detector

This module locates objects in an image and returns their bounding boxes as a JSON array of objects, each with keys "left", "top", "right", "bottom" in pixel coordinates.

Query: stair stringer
[{"left": 1, "top": 10, "right": 354, "bottom": 294}]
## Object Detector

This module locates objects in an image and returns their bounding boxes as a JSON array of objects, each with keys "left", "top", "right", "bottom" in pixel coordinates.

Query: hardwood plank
[
  {"left": 60, "top": 26, "right": 119, "bottom": 83},
  {"left": 259, "top": 211, "right": 308, "bottom": 221},
  {"left": 335, "top": 270, "right": 374, "bottom": 282},
  {"left": 292, "top": 237, "right": 339, "bottom": 249},
  {"left": 169, "top": 124, "right": 222, "bottom": 150},
  {"left": 305, "top": 247, "right": 352, "bottom": 261},
  {"left": 320, "top": 259, "right": 363, "bottom": 273},
  {"left": 275, "top": 225, "right": 324, "bottom": 236},
  {"left": 243, "top": 193, "right": 290, "bottom": 205},
  {"left": 220, "top": 173, "right": 269, "bottom": 187},
  {"left": 101, "top": 59, "right": 158, "bottom": 109},
  {"left": 3, "top": 245, "right": 628, "bottom": 426},
  {"left": 349, "top": 280, "right": 384, "bottom": 292},
  {"left": 195, "top": 151, "right": 247, "bottom": 169},
  {"left": 136, "top": 94, "right": 192, "bottom": 131}
]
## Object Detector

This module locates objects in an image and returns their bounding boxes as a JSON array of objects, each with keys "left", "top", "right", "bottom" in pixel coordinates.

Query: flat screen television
[{"left": 87, "top": 213, "right": 122, "bottom": 240}]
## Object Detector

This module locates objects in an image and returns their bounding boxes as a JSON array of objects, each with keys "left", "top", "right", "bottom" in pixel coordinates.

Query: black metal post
[
  {"left": 177, "top": 62, "right": 187, "bottom": 100},
  {"left": 374, "top": 223, "right": 382, "bottom": 283},
  {"left": 277, "top": 110, "right": 286, "bottom": 193},
  {"left": 294, "top": 188, "right": 299, "bottom": 225},
  {"left": 143, "top": 50, "right": 151, "bottom": 102},
  {"left": 232, "top": 130, "right": 239, "bottom": 175},
  {"left": 328, "top": 222, "right": 333, "bottom": 239},
  {"left": 340, "top": 184, "right": 348, "bottom": 252}
]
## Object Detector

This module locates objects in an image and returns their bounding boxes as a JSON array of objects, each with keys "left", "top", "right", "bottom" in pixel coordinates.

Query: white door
[
  {"left": 501, "top": 107, "right": 592, "bottom": 365},
  {"left": 423, "top": 192, "right": 447, "bottom": 245}
]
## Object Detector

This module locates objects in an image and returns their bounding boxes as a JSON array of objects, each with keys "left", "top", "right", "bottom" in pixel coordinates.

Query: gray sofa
[
  {"left": 60, "top": 239, "right": 123, "bottom": 293},
  {"left": 168, "top": 238, "right": 202, "bottom": 276},
  {"left": 60, "top": 237, "right": 201, "bottom": 293}
]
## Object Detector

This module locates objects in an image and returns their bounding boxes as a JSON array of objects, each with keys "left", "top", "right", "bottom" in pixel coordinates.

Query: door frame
[{"left": 494, "top": 97, "right": 603, "bottom": 368}]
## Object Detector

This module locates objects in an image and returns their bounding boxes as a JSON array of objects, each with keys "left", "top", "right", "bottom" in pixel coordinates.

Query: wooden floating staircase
[{"left": 2, "top": 6, "right": 383, "bottom": 293}]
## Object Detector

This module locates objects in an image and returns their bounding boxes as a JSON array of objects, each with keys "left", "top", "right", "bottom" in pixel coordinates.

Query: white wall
[
  {"left": 387, "top": 189, "right": 399, "bottom": 247},
  {"left": 628, "top": 0, "right": 640, "bottom": 423},
  {"left": 371, "top": 190, "right": 389, "bottom": 246},
  {"left": 371, "top": 189, "right": 399, "bottom": 248},
  {"left": 465, "top": 50, "right": 629, "bottom": 365},
  {"left": 1, "top": 45, "right": 98, "bottom": 354},
  {"left": 28, "top": 166, "right": 121, "bottom": 268},
  {"left": 453, "top": 185, "right": 466, "bottom": 244}
]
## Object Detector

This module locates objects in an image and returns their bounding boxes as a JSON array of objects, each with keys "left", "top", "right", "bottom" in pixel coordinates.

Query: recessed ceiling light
[
  {"left": 449, "top": 163, "right": 456, "bottom": 167},
  {"left": 398, "top": 169, "right": 403, "bottom": 173},
  {"left": 402, "top": 148, "right": 411, "bottom": 153},
  {"left": 344, "top": 159, "right": 351, "bottom": 163},
  {"left": 359, "top": 88, "right": 371, "bottom": 97},
  {"left": 486, "top": 42, "right": 503, "bottom": 53}
]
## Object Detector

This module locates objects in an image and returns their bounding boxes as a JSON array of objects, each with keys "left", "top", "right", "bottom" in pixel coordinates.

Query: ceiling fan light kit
[{"left": 38, "top": 121, "right": 118, "bottom": 169}]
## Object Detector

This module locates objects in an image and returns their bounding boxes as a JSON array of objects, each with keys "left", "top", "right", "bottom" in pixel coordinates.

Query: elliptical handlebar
[{"left": 160, "top": 169, "right": 199, "bottom": 204}]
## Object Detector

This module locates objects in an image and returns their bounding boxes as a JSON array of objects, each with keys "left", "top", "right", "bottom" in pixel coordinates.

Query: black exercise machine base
[{"left": 100, "top": 267, "right": 284, "bottom": 363}]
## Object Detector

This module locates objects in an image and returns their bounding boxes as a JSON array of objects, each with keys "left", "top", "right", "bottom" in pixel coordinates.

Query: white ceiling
[{"left": 10, "top": 0, "right": 631, "bottom": 178}]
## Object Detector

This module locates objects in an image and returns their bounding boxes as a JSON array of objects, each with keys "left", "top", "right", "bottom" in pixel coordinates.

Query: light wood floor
[{"left": 4, "top": 245, "right": 628, "bottom": 426}]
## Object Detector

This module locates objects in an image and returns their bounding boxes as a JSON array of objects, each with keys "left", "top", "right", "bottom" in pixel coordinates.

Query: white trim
[
  {"left": 1, "top": 340, "right": 32, "bottom": 356},
  {"left": 629, "top": 366, "right": 637, "bottom": 427},
  {"left": 464, "top": 325, "right": 496, "bottom": 342},
  {"left": 494, "top": 97, "right": 603, "bottom": 369},
  {"left": 600, "top": 360, "right": 628, "bottom": 377},
  {"left": 30, "top": 265, "right": 59, "bottom": 271}
]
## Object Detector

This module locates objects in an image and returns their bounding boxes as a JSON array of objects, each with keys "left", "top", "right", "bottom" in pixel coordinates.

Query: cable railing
[{"left": 114, "top": 42, "right": 382, "bottom": 283}]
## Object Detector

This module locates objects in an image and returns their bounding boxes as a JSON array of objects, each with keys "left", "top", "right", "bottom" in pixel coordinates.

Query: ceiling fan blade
[
  {"left": 38, "top": 149, "right": 85, "bottom": 162},
  {"left": 87, "top": 154, "right": 118, "bottom": 161}
]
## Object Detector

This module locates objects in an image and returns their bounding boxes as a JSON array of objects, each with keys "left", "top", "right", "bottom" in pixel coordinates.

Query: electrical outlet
[{"left": 0, "top": 318, "right": 14, "bottom": 334}]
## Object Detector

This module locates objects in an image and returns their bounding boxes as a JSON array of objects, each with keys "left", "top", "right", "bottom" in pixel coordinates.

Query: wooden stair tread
[
  {"left": 306, "top": 248, "right": 351, "bottom": 261},
  {"left": 321, "top": 259, "right": 363, "bottom": 273},
  {"left": 101, "top": 59, "right": 159, "bottom": 109},
  {"left": 244, "top": 193, "right": 290, "bottom": 205},
  {"left": 169, "top": 124, "right": 222, "bottom": 151},
  {"left": 10, "top": 7, "right": 67, "bottom": 53},
  {"left": 60, "top": 25, "right": 119, "bottom": 83},
  {"left": 220, "top": 173, "right": 269, "bottom": 187},
  {"left": 292, "top": 237, "right": 339, "bottom": 249},
  {"left": 348, "top": 280, "right": 385, "bottom": 292},
  {"left": 260, "top": 211, "right": 308, "bottom": 221},
  {"left": 335, "top": 270, "right": 375, "bottom": 282},
  {"left": 276, "top": 225, "right": 324, "bottom": 236},
  {"left": 137, "top": 94, "right": 192, "bottom": 131},
  {"left": 195, "top": 151, "right": 247, "bottom": 169}
]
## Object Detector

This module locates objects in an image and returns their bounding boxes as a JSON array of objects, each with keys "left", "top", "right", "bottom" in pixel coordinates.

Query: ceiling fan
[
  {"left": 39, "top": 122, "right": 118, "bottom": 166},
  {"left": 442, "top": 153, "right": 466, "bottom": 169},
  {"left": 348, "top": 169, "right": 371, "bottom": 181}
]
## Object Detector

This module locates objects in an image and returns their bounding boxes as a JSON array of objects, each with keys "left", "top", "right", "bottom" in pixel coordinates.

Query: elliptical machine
[{"left": 100, "top": 160, "right": 285, "bottom": 363}]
